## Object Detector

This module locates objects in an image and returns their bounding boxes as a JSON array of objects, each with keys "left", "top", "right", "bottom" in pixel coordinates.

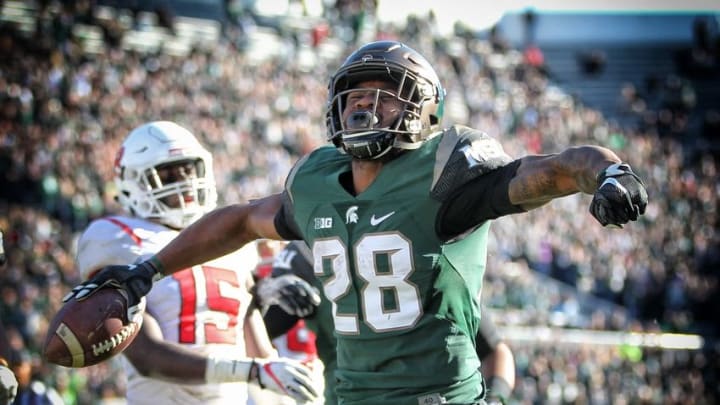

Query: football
[{"left": 43, "top": 288, "right": 140, "bottom": 367}]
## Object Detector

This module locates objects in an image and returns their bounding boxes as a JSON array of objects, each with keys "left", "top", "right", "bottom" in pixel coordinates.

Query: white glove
[
  {"left": 255, "top": 274, "right": 321, "bottom": 317},
  {"left": 206, "top": 356, "right": 320, "bottom": 403},
  {"left": 252, "top": 358, "right": 320, "bottom": 403},
  {"left": 0, "top": 365, "right": 17, "bottom": 405}
]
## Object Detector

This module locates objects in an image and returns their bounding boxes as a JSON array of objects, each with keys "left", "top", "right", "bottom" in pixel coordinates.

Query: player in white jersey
[{"left": 75, "top": 121, "right": 320, "bottom": 405}]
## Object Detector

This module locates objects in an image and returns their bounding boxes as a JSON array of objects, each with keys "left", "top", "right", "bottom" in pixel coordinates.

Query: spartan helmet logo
[{"left": 345, "top": 206, "right": 359, "bottom": 224}]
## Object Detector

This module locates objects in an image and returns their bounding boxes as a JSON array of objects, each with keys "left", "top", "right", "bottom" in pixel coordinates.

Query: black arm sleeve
[
  {"left": 271, "top": 241, "right": 315, "bottom": 281},
  {"left": 273, "top": 191, "right": 303, "bottom": 240},
  {"left": 437, "top": 159, "right": 525, "bottom": 240},
  {"left": 263, "top": 306, "right": 302, "bottom": 339},
  {"left": 263, "top": 241, "right": 317, "bottom": 338}
]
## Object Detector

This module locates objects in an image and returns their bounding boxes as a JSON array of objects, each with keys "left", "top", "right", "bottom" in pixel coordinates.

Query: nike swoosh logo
[{"left": 370, "top": 211, "right": 395, "bottom": 226}]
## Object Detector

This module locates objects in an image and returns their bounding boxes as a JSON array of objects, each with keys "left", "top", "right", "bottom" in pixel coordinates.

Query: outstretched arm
[
  {"left": 156, "top": 194, "right": 285, "bottom": 275},
  {"left": 437, "top": 145, "right": 647, "bottom": 238},
  {"left": 64, "top": 194, "right": 287, "bottom": 308},
  {"left": 510, "top": 146, "right": 648, "bottom": 227},
  {"left": 508, "top": 145, "right": 620, "bottom": 209}
]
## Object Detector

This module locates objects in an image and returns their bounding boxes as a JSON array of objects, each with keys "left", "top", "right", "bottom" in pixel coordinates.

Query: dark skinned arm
[
  {"left": 123, "top": 312, "right": 208, "bottom": 383},
  {"left": 509, "top": 146, "right": 621, "bottom": 209},
  {"left": 155, "top": 194, "right": 284, "bottom": 276}
]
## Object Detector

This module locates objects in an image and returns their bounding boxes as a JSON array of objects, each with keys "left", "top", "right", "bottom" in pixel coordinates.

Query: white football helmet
[{"left": 114, "top": 121, "right": 217, "bottom": 229}]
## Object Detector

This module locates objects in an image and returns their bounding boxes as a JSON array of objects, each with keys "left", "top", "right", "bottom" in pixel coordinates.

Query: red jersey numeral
[{"left": 173, "top": 266, "right": 243, "bottom": 344}]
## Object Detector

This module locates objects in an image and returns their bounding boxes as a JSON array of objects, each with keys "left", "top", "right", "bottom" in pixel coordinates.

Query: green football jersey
[{"left": 284, "top": 125, "right": 511, "bottom": 405}]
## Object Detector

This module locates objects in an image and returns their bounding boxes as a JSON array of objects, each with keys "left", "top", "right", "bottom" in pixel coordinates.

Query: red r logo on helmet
[{"left": 114, "top": 146, "right": 125, "bottom": 171}]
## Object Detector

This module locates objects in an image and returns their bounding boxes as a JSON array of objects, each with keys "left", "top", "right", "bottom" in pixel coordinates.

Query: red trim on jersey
[
  {"left": 103, "top": 217, "right": 142, "bottom": 246},
  {"left": 174, "top": 270, "right": 198, "bottom": 343}
]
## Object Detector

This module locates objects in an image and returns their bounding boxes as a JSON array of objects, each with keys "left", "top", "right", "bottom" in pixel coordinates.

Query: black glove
[
  {"left": 254, "top": 274, "right": 321, "bottom": 317},
  {"left": 589, "top": 163, "right": 648, "bottom": 228},
  {"left": 63, "top": 260, "right": 162, "bottom": 309}
]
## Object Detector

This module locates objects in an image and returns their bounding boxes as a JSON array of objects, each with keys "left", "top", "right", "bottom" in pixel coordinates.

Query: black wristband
[
  {"left": 249, "top": 360, "right": 264, "bottom": 388},
  {"left": 147, "top": 256, "right": 165, "bottom": 276},
  {"left": 486, "top": 376, "right": 512, "bottom": 402}
]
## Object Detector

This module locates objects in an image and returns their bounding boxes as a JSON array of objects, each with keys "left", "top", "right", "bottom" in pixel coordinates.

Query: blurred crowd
[{"left": 0, "top": 1, "right": 718, "bottom": 404}]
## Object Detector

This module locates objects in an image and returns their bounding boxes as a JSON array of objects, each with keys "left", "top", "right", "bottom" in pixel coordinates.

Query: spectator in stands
[{"left": 7, "top": 349, "right": 63, "bottom": 405}]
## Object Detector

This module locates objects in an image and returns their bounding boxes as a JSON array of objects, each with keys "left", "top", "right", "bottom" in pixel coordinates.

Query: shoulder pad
[
  {"left": 76, "top": 217, "right": 145, "bottom": 279},
  {"left": 285, "top": 146, "right": 346, "bottom": 203},
  {"left": 431, "top": 125, "right": 513, "bottom": 200}
]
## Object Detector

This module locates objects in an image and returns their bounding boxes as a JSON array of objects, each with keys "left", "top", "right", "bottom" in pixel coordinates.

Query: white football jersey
[{"left": 76, "top": 215, "right": 260, "bottom": 405}]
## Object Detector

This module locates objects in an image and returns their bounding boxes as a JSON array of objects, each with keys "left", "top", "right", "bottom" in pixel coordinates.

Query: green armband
[{"left": 147, "top": 256, "right": 166, "bottom": 277}]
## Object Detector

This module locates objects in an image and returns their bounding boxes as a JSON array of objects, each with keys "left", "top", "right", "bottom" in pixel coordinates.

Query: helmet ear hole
[{"left": 138, "top": 200, "right": 152, "bottom": 213}]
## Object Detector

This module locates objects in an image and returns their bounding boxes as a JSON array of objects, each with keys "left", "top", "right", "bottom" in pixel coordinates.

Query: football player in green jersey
[
  {"left": 66, "top": 40, "right": 648, "bottom": 405},
  {"left": 260, "top": 241, "right": 516, "bottom": 405}
]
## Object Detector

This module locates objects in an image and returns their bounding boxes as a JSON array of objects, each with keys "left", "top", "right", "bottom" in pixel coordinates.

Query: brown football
[{"left": 43, "top": 288, "right": 140, "bottom": 367}]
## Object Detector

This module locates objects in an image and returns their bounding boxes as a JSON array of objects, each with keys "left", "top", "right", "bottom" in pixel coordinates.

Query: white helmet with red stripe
[{"left": 114, "top": 121, "right": 217, "bottom": 229}]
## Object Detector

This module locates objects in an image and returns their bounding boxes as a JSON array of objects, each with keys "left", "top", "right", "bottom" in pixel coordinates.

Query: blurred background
[{"left": 0, "top": 0, "right": 718, "bottom": 404}]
